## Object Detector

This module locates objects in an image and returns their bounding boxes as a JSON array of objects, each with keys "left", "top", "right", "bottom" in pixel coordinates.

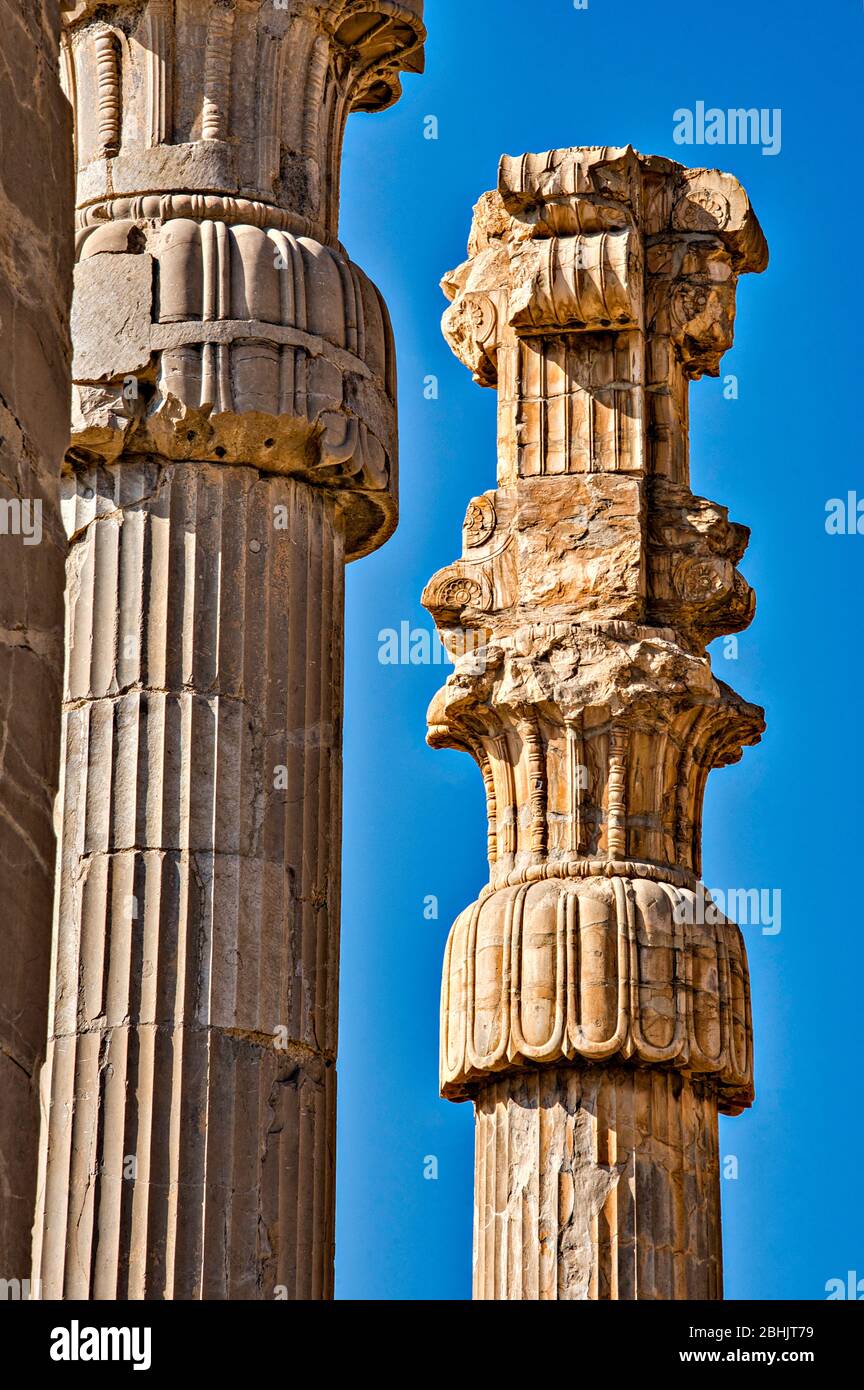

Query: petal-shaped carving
[{"left": 440, "top": 876, "right": 753, "bottom": 1114}]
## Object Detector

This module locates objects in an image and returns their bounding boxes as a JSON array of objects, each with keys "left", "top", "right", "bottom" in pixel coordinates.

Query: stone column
[
  {"left": 0, "top": 0, "right": 73, "bottom": 1284},
  {"left": 33, "top": 0, "right": 424, "bottom": 1300},
  {"left": 423, "top": 147, "right": 767, "bottom": 1300}
]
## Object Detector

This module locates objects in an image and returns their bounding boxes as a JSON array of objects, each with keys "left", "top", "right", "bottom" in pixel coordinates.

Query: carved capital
[
  {"left": 425, "top": 148, "right": 767, "bottom": 1111},
  {"left": 442, "top": 146, "right": 765, "bottom": 392},
  {"left": 441, "top": 876, "right": 753, "bottom": 1114},
  {"left": 62, "top": 0, "right": 424, "bottom": 559},
  {"left": 425, "top": 628, "right": 764, "bottom": 882},
  {"left": 62, "top": 2, "right": 425, "bottom": 202}
]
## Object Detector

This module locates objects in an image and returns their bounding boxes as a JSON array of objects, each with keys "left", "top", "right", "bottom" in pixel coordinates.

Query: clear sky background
[{"left": 333, "top": 0, "right": 863, "bottom": 1300}]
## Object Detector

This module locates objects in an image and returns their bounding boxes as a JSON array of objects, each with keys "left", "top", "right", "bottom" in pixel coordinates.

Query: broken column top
[
  {"left": 425, "top": 144, "right": 769, "bottom": 670},
  {"left": 494, "top": 145, "right": 766, "bottom": 268},
  {"left": 444, "top": 144, "right": 766, "bottom": 391}
]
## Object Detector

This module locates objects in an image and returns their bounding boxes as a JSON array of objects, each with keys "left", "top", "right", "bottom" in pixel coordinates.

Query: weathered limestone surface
[
  {"left": 474, "top": 1068, "right": 722, "bottom": 1301},
  {"left": 424, "top": 147, "right": 767, "bottom": 1300},
  {"left": 34, "top": 0, "right": 424, "bottom": 1299},
  {"left": 0, "top": 0, "right": 73, "bottom": 1281}
]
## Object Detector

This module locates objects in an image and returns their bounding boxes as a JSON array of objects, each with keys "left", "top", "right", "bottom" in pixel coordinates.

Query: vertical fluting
[
  {"left": 33, "top": 462, "right": 344, "bottom": 1299},
  {"left": 43, "top": 0, "right": 424, "bottom": 1302},
  {"left": 201, "top": 5, "right": 235, "bottom": 142},
  {"left": 472, "top": 1067, "right": 722, "bottom": 1301}
]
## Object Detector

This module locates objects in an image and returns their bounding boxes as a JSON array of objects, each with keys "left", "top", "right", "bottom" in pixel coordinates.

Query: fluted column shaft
[
  {"left": 474, "top": 1068, "right": 721, "bottom": 1301},
  {"left": 35, "top": 0, "right": 425, "bottom": 1298},
  {"left": 35, "top": 463, "right": 343, "bottom": 1298}
]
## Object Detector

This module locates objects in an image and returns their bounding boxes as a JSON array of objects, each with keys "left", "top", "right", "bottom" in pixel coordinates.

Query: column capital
[
  {"left": 62, "top": 0, "right": 425, "bottom": 559},
  {"left": 424, "top": 148, "right": 767, "bottom": 1125},
  {"left": 442, "top": 145, "right": 766, "bottom": 388},
  {"left": 426, "top": 146, "right": 767, "bottom": 644}
]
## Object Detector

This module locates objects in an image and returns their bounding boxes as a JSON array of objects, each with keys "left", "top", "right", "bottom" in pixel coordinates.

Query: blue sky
[{"left": 334, "top": 0, "right": 863, "bottom": 1299}]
